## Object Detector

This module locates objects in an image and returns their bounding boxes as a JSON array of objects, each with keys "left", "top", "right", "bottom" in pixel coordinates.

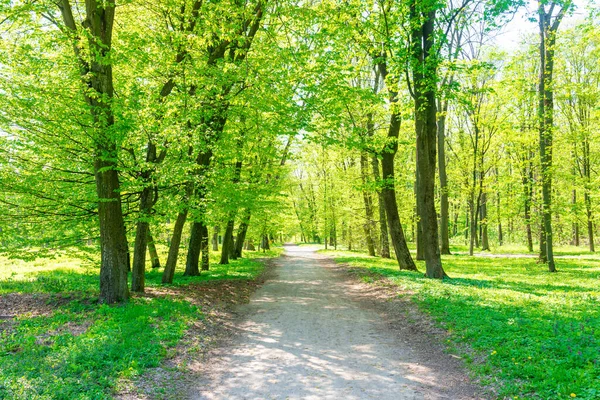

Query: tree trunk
[
  {"left": 523, "top": 164, "right": 534, "bottom": 252},
  {"left": 360, "top": 153, "right": 376, "bottom": 256},
  {"left": 376, "top": 56, "right": 416, "bottom": 271},
  {"left": 200, "top": 223, "right": 210, "bottom": 271},
  {"left": 481, "top": 192, "right": 490, "bottom": 251},
  {"left": 381, "top": 130, "right": 417, "bottom": 271},
  {"left": 132, "top": 185, "right": 154, "bottom": 292},
  {"left": 537, "top": 1, "right": 569, "bottom": 272},
  {"left": 59, "top": 0, "right": 128, "bottom": 303},
  {"left": 371, "top": 155, "right": 390, "bottom": 258},
  {"left": 415, "top": 175, "right": 424, "bottom": 260},
  {"left": 212, "top": 226, "right": 219, "bottom": 251},
  {"left": 437, "top": 101, "right": 451, "bottom": 255},
  {"left": 220, "top": 220, "right": 235, "bottom": 264},
  {"left": 184, "top": 222, "right": 202, "bottom": 276},
  {"left": 585, "top": 192, "right": 595, "bottom": 252},
  {"left": 162, "top": 210, "right": 188, "bottom": 284},
  {"left": 147, "top": 230, "right": 161, "bottom": 269},
  {"left": 262, "top": 234, "right": 270, "bottom": 250},
  {"left": 234, "top": 210, "right": 251, "bottom": 258},
  {"left": 411, "top": 4, "right": 445, "bottom": 278}
]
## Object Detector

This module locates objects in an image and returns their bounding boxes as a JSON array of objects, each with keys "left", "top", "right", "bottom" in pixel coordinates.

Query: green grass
[
  {"left": 0, "top": 246, "right": 282, "bottom": 399},
  {"left": 322, "top": 249, "right": 600, "bottom": 399}
]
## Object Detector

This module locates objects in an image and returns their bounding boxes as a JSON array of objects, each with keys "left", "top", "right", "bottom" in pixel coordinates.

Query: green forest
[{"left": 1, "top": 0, "right": 599, "bottom": 398}]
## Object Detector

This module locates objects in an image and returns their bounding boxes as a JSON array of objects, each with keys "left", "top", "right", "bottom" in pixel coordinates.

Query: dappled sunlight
[{"left": 330, "top": 248, "right": 600, "bottom": 398}]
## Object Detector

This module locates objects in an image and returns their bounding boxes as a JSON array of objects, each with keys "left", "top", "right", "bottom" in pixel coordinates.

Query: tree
[{"left": 537, "top": 0, "right": 572, "bottom": 272}]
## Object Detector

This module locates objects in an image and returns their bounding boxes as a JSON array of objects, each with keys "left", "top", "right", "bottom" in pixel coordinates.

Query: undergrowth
[{"left": 0, "top": 246, "right": 282, "bottom": 399}]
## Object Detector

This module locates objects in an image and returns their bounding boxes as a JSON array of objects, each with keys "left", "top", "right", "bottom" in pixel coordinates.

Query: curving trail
[{"left": 195, "top": 245, "right": 481, "bottom": 400}]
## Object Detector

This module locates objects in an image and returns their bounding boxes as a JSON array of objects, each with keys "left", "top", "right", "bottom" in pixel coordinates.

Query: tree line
[{"left": 1, "top": 0, "right": 597, "bottom": 303}]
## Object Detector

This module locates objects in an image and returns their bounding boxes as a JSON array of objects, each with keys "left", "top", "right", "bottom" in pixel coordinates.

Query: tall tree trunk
[
  {"left": 523, "top": 163, "right": 534, "bottom": 253},
  {"left": 59, "top": 0, "right": 128, "bottom": 303},
  {"left": 220, "top": 220, "right": 235, "bottom": 264},
  {"left": 538, "top": 1, "right": 569, "bottom": 272},
  {"left": 360, "top": 153, "right": 376, "bottom": 256},
  {"left": 381, "top": 123, "right": 417, "bottom": 271},
  {"left": 200, "top": 223, "right": 210, "bottom": 271},
  {"left": 376, "top": 56, "right": 416, "bottom": 271},
  {"left": 411, "top": 3, "right": 445, "bottom": 278},
  {"left": 372, "top": 156, "right": 390, "bottom": 258},
  {"left": 585, "top": 192, "right": 595, "bottom": 252},
  {"left": 496, "top": 191, "right": 503, "bottom": 247},
  {"left": 415, "top": 176, "right": 424, "bottom": 260},
  {"left": 481, "top": 192, "right": 490, "bottom": 251},
  {"left": 184, "top": 222, "right": 202, "bottom": 276},
  {"left": 437, "top": 101, "right": 451, "bottom": 255},
  {"left": 234, "top": 210, "right": 252, "bottom": 258},
  {"left": 131, "top": 185, "right": 153, "bottom": 292},
  {"left": 212, "top": 226, "right": 219, "bottom": 251},
  {"left": 147, "top": 230, "right": 161, "bottom": 269},
  {"left": 162, "top": 210, "right": 188, "bottom": 284},
  {"left": 572, "top": 189, "right": 580, "bottom": 246}
]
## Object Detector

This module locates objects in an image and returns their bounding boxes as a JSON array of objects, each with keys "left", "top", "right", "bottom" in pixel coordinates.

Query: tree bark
[
  {"left": 537, "top": 1, "right": 569, "bottom": 272},
  {"left": 481, "top": 192, "right": 490, "bottom": 251},
  {"left": 220, "top": 220, "right": 235, "bottom": 264},
  {"left": 234, "top": 210, "right": 251, "bottom": 258},
  {"left": 411, "top": 3, "right": 445, "bottom": 278},
  {"left": 162, "top": 210, "right": 188, "bottom": 284},
  {"left": 184, "top": 222, "right": 202, "bottom": 276},
  {"left": 212, "top": 226, "right": 219, "bottom": 251},
  {"left": 147, "top": 230, "right": 161, "bottom": 269},
  {"left": 131, "top": 185, "right": 153, "bottom": 292},
  {"left": 437, "top": 101, "right": 451, "bottom": 255},
  {"left": 58, "top": 0, "right": 129, "bottom": 303},
  {"left": 200, "top": 223, "right": 210, "bottom": 271},
  {"left": 360, "top": 153, "right": 376, "bottom": 256},
  {"left": 371, "top": 156, "right": 390, "bottom": 258},
  {"left": 376, "top": 57, "right": 416, "bottom": 271}
]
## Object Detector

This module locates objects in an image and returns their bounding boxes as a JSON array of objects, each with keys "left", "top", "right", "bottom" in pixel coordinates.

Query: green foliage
[{"left": 324, "top": 249, "right": 600, "bottom": 399}]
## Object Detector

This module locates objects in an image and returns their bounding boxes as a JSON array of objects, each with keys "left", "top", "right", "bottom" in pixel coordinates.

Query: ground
[{"left": 166, "top": 245, "right": 483, "bottom": 399}]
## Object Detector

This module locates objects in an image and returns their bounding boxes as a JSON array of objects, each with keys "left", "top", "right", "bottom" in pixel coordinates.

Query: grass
[
  {"left": 0, "top": 245, "right": 283, "bottom": 399},
  {"left": 321, "top": 247, "right": 600, "bottom": 399}
]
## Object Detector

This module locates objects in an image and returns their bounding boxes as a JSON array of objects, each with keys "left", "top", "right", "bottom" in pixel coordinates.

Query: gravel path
[{"left": 195, "top": 245, "right": 480, "bottom": 400}]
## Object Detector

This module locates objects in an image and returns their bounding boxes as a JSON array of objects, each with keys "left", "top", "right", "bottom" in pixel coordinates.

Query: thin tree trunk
[
  {"left": 537, "top": 1, "right": 569, "bottom": 272},
  {"left": 212, "top": 226, "right": 219, "bottom": 251},
  {"left": 437, "top": 101, "right": 451, "bottom": 255},
  {"left": 162, "top": 210, "right": 188, "bottom": 284},
  {"left": 372, "top": 156, "right": 391, "bottom": 258},
  {"left": 415, "top": 178, "right": 424, "bottom": 260},
  {"left": 376, "top": 55, "right": 416, "bottom": 271},
  {"left": 360, "top": 153, "right": 376, "bottom": 256},
  {"left": 481, "top": 192, "right": 490, "bottom": 251},
  {"left": 585, "top": 192, "right": 595, "bottom": 252},
  {"left": 147, "top": 230, "right": 161, "bottom": 269},
  {"left": 132, "top": 184, "right": 154, "bottom": 292},
  {"left": 184, "top": 222, "right": 202, "bottom": 276},
  {"left": 220, "top": 220, "right": 235, "bottom": 264},
  {"left": 234, "top": 210, "right": 251, "bottom": 258},
  {"left": 200, "top": 223, "right": 209, "bottom": 271}
]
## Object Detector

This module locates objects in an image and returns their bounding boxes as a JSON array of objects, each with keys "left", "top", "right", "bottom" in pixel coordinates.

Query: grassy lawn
[
  {"left": 322, "top": 247, "right": 600, "bottom": 399},
  {"left": 0, "top": 246, "right": 282, "bottom": 400}
]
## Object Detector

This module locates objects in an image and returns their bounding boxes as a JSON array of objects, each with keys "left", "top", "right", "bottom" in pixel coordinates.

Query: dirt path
[{"left": 194, "top": 246, "right": 482, "bottom": 400}]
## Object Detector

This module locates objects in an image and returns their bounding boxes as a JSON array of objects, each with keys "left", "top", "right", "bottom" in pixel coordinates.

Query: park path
[{"left": 195, "top": 245, "right": 480, "bottom": 400}]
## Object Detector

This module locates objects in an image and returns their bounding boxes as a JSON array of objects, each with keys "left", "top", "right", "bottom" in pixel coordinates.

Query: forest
[{"left": 1, "top": 0, "right": 599, "bottom": 398}]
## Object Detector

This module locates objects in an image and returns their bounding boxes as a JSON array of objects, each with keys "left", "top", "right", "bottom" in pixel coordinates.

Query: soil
[{"left": 187, "top": 246, "right": 485, "bottom": 400}]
